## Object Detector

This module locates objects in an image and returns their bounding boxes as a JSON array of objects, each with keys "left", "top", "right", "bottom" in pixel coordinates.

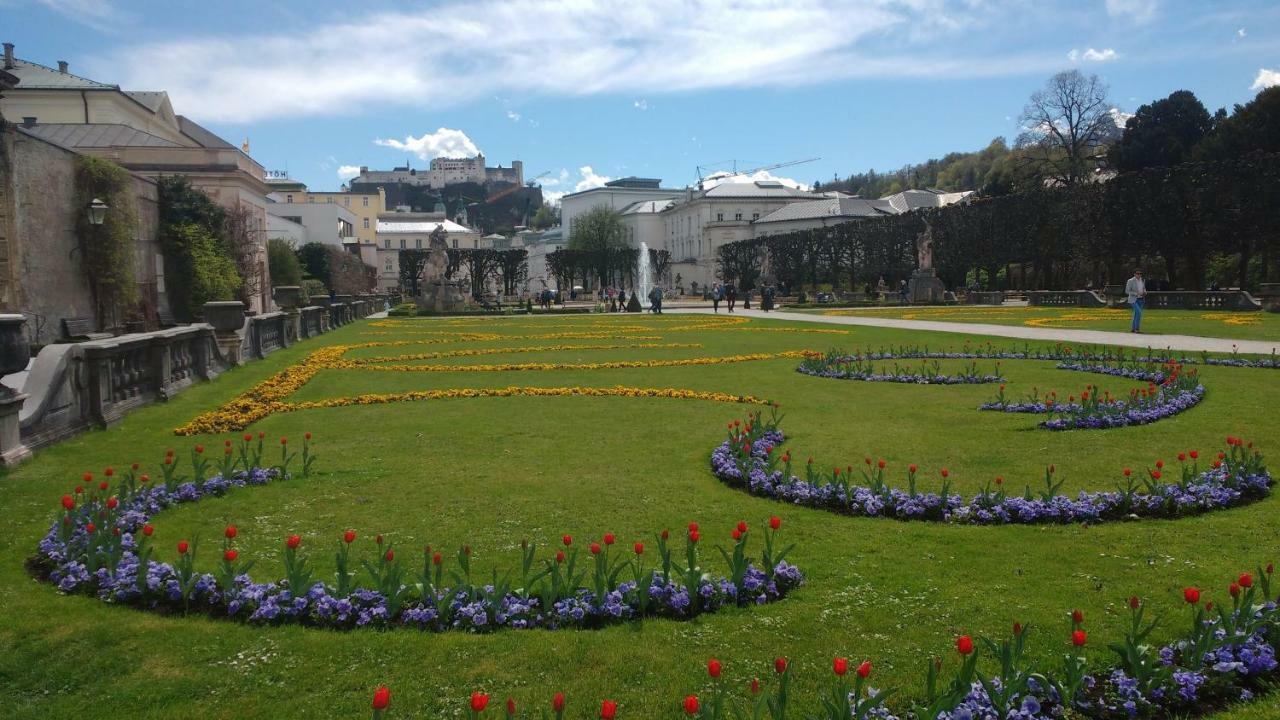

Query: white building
[
  {"left": 560, "top": 177, "right": 683, "bottom": 244},
  {"left": 349, "top": 155, "right": 523, "bottom": 190},
  {"left": 523, "top": 227, "right": 566, "bottom": 292},
  {"left": 374, "top": 213, "right": 480, "bottom": 292},
  {"left": 266, "top": 202, "right": 357, "bottom": 247},
  {"left": 752, "top": 188, "right": 974, "bottom": 236}
]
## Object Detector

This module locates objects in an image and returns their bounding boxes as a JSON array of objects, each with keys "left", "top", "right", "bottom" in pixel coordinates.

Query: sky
[{"left": 2, "top": 0, "right": 1278, "bottom": 202}]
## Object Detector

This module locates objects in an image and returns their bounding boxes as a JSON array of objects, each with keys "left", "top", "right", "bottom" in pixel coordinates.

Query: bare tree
[
  {"left": 224, "top": 204, "right": 266, "bottom": 308},
  {"left": 1017, "top": 70, "right": 1118, "bottom": 187}
]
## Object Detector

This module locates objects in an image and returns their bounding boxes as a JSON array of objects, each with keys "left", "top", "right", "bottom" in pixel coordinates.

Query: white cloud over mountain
[{"left": 373, "top": 128, "right": 481, "bottom": 161}]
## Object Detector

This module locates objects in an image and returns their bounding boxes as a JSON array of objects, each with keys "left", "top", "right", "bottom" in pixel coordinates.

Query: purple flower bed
[
  {"left": 37, "top": 466, "right": 803, "bottom": 632},
  {"left": 797, "top": 351, "right": 1003, "bottom": 385},
  {"left": 710, "top": 427, "right": 1271, "bottom": 525}
]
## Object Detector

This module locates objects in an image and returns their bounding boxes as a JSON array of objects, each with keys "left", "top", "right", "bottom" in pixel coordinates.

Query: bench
[
  {"left": 61, "top": 317, "right": 112, "bottom": 342},
  {"left": 157, "top": 308, "right": 179, "bottom": 328}
]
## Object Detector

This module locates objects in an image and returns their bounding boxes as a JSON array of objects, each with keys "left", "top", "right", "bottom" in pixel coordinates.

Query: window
[
  {"left": 326, "top": 197, "right": 333, "bottom": 203},
  {"left": 363, "top": 218, "right": 370, "bottom": 229},
  {"left": 752, "top": 212, "right": 759, "bottom": 220},
  {"left": 286, "top": 195, "right": 293, "bottom": 203},
  {"left": 362, "top": 197, "right": 369, "bottom": 207},
  {"left": 384, "top": 259, "right": 393, "bottom": 271},
  {"left": 716, "top": 213, "right": 724, "bottom": 222},
  {"left": 452, "top": 239, "right": 458, "bottom": 249},
  {"left": 734, "top": 213, "right": 742, "bottom": 221},
  {"left": 343, "top": 197, "right": 350, "bottom": 206},
  {"left": 383, "top": 239, "right": 390, "bottom": 249},
  {"left": 399, "top": 239, "right": 406, "bottom": 249},
  {"left": 415, "top": 239, "right": 422, "bottom": 249}
]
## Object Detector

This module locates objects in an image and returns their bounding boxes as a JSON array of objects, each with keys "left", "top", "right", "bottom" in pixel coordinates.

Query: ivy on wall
[
  {"left": 157, "top": 176, "right": 242, "bottom": 320},
  {"left": 73, "top": 156, "right": 139, "bottom": 329}
]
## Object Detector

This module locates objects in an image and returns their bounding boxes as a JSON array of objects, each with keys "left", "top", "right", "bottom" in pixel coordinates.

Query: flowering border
[
  {"left": 709, "top": 412, "right": 1270, "bottom": 525},
  {"left": 36, "top": 440, "right": 804, "bottom": 632}
]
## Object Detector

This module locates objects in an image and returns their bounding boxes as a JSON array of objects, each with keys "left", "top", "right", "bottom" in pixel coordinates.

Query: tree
[
  {"left": 267, "top": 238, "right": 303, "bottom": 287},
  {"left": 568, "top": 206, "right": 626, "bottom": 251},
  {"left": 495, "top": 248, "right": 529, "bottom": 295},
  {"left": 531, "top": 203, "right": 559, "bottom": 230},
  {"left": 1109, "top": 90, "right": 1213, "bottom": 171},
  {"left": 1194, "top": 86, "right": 1280, "bottom": 160},
  {"left": 296, "top": 242, "right": 331, "bottom": 287},
  {"left": 326, "top": 246, "right": 373, "bottom": 294},
  {"left": 1016, "top": 70, "right": 1118, "bottom": 186},
  {"left": 157, "top": 176, "right": 244, "bottom": 321},
  {"left": 225, "top": 204, "right": 265, "bottom": 308},
  {"left": 398, "top": 249, "right": 429, "bottom": 296}
]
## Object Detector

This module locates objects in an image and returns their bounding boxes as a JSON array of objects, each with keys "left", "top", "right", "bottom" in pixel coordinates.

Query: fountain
[{"left": 637, "top": 242, "right": 652, "bottom": 303}]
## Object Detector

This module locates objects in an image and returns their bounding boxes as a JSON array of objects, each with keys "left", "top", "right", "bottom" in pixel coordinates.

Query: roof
[
  {"left": 753, "top": 197, "right": 895, "bottom": 224},
  {"left": 125, "top": 91, "right": 169, "bottom": 113},
  {"left": 619, "top": 199, "right": 674, "bottom": 215},
  {"left": 16, "top": 123, "right": 182, "bottom": 148},
  {"left": 696, "top": 181, "right": 818, "bottom": 200},
  {"left": 177, "top": 116, "right": 237, "bottom": 149},
  {"left": 376, "top": 219, "right": 473, "bottom": 234},
  {"left": 483, "top": 233, "right": 507, "bottom": 239},
  {"left": 561, "top": 184, "right": 682, "bottom": 200},
  {"left": 5, "top": 58, "right": 115, "bottom": 90},
  {"left": 882, "top": 188, "right": 974, "bottom": 213},
  {"left": 605, "top": 177, "right": 663, "bottom": 189}
]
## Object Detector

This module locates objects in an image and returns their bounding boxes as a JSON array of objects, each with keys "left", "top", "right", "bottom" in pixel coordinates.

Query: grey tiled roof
[
  {"left": 619, "top": 199, "right": 674, "bottom": 215},
  {"left": 17, "top": 123, "right": 182, "bottom": 148},
  {"left": 753, "top": 197, "right": 895, "bottom": 224},
  {"left": 6, "top": 58, "right": 115, "bottom": 89},
  {"left": 125, "top": 91, "right": 169, "bottom": 112},
  {"left": 698, "top": 181, "right": 818, "bottom": 200},
  {"left": 177, "top": 116, "right": 237, "bottom": 149}
]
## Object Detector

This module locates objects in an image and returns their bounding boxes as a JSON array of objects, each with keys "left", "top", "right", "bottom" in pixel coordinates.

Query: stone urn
[
  {"left": 334, "top": 294, "right": 353, "bottom": 304},
  {"left": 0, "top": 314, "right": 30, "bottom": 377},
  {"left": 203, "top": 301, "right": 247, "bottom": 333},
  {"left": 274, "top": 285, "right": 302, "bottom": 310}
]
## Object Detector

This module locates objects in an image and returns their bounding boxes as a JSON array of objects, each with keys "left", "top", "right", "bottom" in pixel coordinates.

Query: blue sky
[{"left": 3, "top": 0, "right": 1277, "bottom": 199}]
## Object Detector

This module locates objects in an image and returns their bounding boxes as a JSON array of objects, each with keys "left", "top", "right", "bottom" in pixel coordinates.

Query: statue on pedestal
[
  {"left": 414, "top": 226, "right": 469, "bottom": 313},
  {"left": 908, "top": 218, "right": 945, "bottom": 304}
]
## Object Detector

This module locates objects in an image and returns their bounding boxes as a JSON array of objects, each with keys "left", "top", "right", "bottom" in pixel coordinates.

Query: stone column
[{"left": 0, "top": 315, "right": 32, "bottom": 467}]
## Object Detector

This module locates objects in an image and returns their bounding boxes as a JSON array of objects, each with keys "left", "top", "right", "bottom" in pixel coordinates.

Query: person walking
[
  {"left": 898, "top": 280, "right": 909, "bottom": 305},
  {"left": 725, "top": 284, "right": 737, "bottom": 313},
  {"left": 712, "top": 284, "right": 723, "bottom": 313},
  {"left": 1125, "top": 268, "right": 1147, "bottom": 333}
]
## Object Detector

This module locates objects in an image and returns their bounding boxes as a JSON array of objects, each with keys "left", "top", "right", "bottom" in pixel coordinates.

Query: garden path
[{"left": 669, "top": 307, "right": 1280, "bottom": 355}]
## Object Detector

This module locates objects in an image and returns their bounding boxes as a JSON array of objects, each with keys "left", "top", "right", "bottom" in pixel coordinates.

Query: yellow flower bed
[
  {"left": 353, "top": 351, "right": 808, "bottom": 373},
  {"left": 284, "top": 386, "right": 771, "bottom": 414},
  {"left": 346, "top": 342, "right": 703, "bottom": 366}
]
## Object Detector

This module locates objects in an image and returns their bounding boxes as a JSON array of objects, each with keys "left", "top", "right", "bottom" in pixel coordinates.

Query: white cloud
[
  {"left": 573, "top": 166, "right": 612, "bottom": 192},
  {"left": 1104, "top": 0, "right": 1158, "bottom": 23},
  {"left": 701, "top": 170, "right": 810, "bottom": 191},
  {"left": 633, "top": 99, "right": 649, "bottom": 111},
  {"left": 1237, "top": 28, "right": 1247, "bottom": 39},
  {"left": 98, "top": 0, "right": 1066, "bottom": 123},
  {"left": 1068, "top": 47, "right": 1117, "bottom": 63},
  {"left": 373, "top": 127, "right": 481, "bottom": 161},
  {"left": 36, "top": 0, "right": 122, "bottom": 29},
  {"left": 539, "top": 167, "right": 612, "bottom": 206},
  {"left": 1251, "top": 68, "right": 1280, "bottom": 91},
  {"left": 337, "top": 165, "right": 362, "bottom": 180},
  {"left": 505, "top": 110, "right": 521, "bottom": 122}
]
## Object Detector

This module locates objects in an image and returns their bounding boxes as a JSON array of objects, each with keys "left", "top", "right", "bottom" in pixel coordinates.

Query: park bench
[{"left": 61, "top": 317, "right": 112, "bottom": 342}]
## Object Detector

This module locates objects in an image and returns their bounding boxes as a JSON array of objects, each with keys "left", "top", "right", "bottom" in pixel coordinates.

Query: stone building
[
  {"left": 349, "top": 155, "right": 522, "bottom": 191},
  {"left": 373, "top": 211, "right": 480, "bottom": 293}
]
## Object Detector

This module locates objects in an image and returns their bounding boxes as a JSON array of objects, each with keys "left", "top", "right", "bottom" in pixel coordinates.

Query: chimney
[
  {"left": 3, "top": 43, "right": 14, "bottom": 70},
  {"left": 22, "top": 117, "right": 36, "bottom": 128},
  {"left": 58, "top": 60, "right": 68, "bottom": 74}
]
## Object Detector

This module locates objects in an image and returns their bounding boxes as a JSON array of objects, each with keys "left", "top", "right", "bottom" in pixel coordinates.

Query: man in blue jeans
[{"left": 1125, "top": 269, "right": 1146, "bottom": 333}]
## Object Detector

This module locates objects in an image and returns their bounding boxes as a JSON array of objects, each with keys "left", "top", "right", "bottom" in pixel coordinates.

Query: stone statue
[
  {"left": 414, "top": 225, "right": 468, "bottom": 314},
  {"left": 916, "top": 218, "right": 934, "bottom": 270},
  {"left": 422, "top": 226, "right": 449, "bottom": 282}
]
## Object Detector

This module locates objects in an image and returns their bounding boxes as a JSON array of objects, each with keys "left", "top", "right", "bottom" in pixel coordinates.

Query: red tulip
[
  {"left": 1184, "top": 587, "right": 1200, "bottom": 604},
  {"left": 1123, "top": 468, "right": 1131, "bottom": 477},
  {"left": 372, "top": 685, "right": 390, "bottom": 710},
  {"left": 633, "top": 542, "right": 644, "bottom": 555},
  {"left": 603, "top": 533, "right": 616, "bottom": 546},
  {"left": 688, "top": 522, "right": 699, "bottom": 533},
  {"left": 857, "top": 660, "right": 872, "bottom": 679},
  {"left": 909, "top": 464, "right": 918, "bottom": 473},
  {"left": 258, "top": 431, "right": 265, "bottom": 439},
  {"left": 769, "top": 516, "right": 781, "bottom": 530},
  {"left": 139, "top": 474, "right": 150, "bottom": 484},
  {"left": 244, "top": 434, "right": 253, "bottom": 442},
  {"left": 688, "top": 529, "right": 700, "bottom": 543},
  {"left": 995, "top": 476, "right": 1004, "bottom": 485},
  {"left": 506, "top": 698, "right": 516, "bottom": 716},
  {"left": 177, "top": 540, "right": 189, "bottom": 555},
  {"left": 683, "top": 695, "right": 699, "bottom": 715},
  {"left": 1178, "top": 453, "right": 1186, "bottom": 462},
  {"left": 555, "top": 550, "right": 565, "bottom": 564},
  {"left": 956, "top": 635, "right": 974, "bottom": 655},
  {"left": 1268, "top": 564, "right": 1275, "bottom": 575},
  {"left": 661, "top": 529, "right": 669, "bottom": 540},
  {"left": 562, "top": 534, "right": 573, "bottom": 547},
  {"left": 142, "top": 524, "right": 154, "bottom": 537},
  {"left": 195, "top": 445, "right": 204, "bottom": 454},
  {"left": 85, "top": 522, "right": 96, "bottom": 534},
  {"left": 83, "top": 472, "right": 93, "bottom": 482},
  {"left": 433, "top": 552, "right": 443, "bottom": 566},
  {"left": 376, "top": 534, "right": 384, "bottom": 546},
  {"left": 1013, "top": 621, "right": 1023, "bottom": 635},
  {"left": 104, "top": 467, "right": 114, "bottom": 477},
  {"left": 736, "top": 520, "right": 748, "bottom": 533},
  {"left": 707, "top": 657, "right": 721, "bottom": 678},
  {"left": 600, "top": 699, "right": 617, "bottom": 719},
  {"left": 75, "top": 485, "right": 84, "bottom": 494},
  {"left": 833, "top": 657, "right": 848, "bottom": 676},
  {"left": 1239, "top": 573, "right": 1254, "bottom": 589},
  {"left": 305, "top": 432, "right": 312, "bottom": 440},
  {"left": 286, "top": 534, "right": 301, "bottom": 550},
  {"left": 774, "top": 657, "right": 787, "bottom": 675},
  {"left": 225, "top": 525, "right": 238, "bottom": 540},
  {"left": 471, "top": 692, "right": 489, "bottom": 712},
  {"left": 280, "top": 437, "right": 288, "bottom": 445},
  {"left": 130, "top": 462, "right": 139, "bottom": 471},
  {"left": 225, "top": 439, "right": 233, "bottom": 447},
  {"left": 1128, "top": 596, "right": 1140, "bottom": 610},
  {"left": 877, "top": 459, "right": 886, "bottom": 469},
  {"left": 99, "top": 481, "right": 109, "bottom": 491},
  {"left": 1072, "top": 630, "right": 1087, "bottom": 647},
  {"left": 731, "top": 529, "right": 742, "bottom": 541},
  {"left": 1190, "top": 450, "right": 1199, "bottom": 459},
  {"left": 224, "top": 549, "right": 238, "bottom": 563},
  {"left": 344, "top": 530, "right": 356, "bottom": 544},
  {"left": 385, "top": 549, "right": 395, "bottom": 562},
  {"left": 61, "top": 495, "right": 74, "bottom": 510},
  {"left": 590, "top": 542, "right": 601, "bottom": 555},
  {"left": 1072, "top": 609, "right": 1084, "bottom": 624},
  {"left": 552, "top": 692, "right": 565, "bottom": 712},
  {"left": 750, "top": 677, "right": 761, "bottom": 695},
  {"left": 940, "top": 468, "right": 949, "bottom": 478}
]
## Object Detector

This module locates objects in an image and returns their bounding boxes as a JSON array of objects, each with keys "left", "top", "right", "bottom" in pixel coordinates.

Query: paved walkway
[{"left": 670, "top": 307, "right": 1279, "bottom": 355}]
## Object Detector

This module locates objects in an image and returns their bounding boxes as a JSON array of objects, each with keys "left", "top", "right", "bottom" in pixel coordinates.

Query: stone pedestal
[
  {"left": 415, "top": 281, "right": 469, "bottom": 314},
  {"left": 0, "top": 389, "right": 31, "bottom": 467},
  {"left": 908, "top": 268, "right": 946, "bottom": 304}
]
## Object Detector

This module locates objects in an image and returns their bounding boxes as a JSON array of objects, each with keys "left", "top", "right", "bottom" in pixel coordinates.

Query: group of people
[{"left": 709, "top": 283, "right": 738, "bottom": 313}]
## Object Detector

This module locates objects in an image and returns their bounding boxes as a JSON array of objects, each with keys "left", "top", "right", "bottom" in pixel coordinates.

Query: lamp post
[
  {"left": 87, "top": 198, "right": 108, "bottom": 226},
  {"left": 85, "top": 198, "right": 109, "bottom": 331}
]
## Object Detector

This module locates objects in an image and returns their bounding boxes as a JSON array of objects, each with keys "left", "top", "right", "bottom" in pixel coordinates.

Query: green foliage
[
  {"left": 267, "top": 238, "right": 304, "bottom": 288},
  {"left": 73, "top": 156, "right": 139, "bottom": 327},
  {"left": 568, "top": 206, "right": 626, "bottom": 251},
  {"left": 825, "top": 138, "right": 1019, "bottom": 198},
  {"left": 296, "top": 242, "right": 331, "bottom": 285},
  {"left": 301, "top": 278, "right": 327, "bottom": 301},
  {"left": 326, "top": 246, "right": 373, "bottom": 295},
  {"left": 1109, "top": 90, "right": 1213, "bottom": 172},
  {"left": 531, "top": 202, "right": 559, "bottom": 230},
  {"left": 1194, "top": 86, "right": 1280, "bottom": 160},
  {"left": 157, "top": 176, "right": 243, "bottom": 321}
]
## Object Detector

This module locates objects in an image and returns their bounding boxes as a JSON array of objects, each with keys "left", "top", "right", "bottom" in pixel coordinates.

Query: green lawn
[
  {"left": 3, "top": 313, "right": 1279, "bottom": 718},
  {"left": 789, "top": 304, "right": 1280, "bottom": 343}
]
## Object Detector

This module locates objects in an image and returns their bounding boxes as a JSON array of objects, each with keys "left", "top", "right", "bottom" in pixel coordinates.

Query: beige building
[
  {"left": 0, "top": 42, "right": 275, "bottom": 315},
  {"left": 374, "top": 213, "right": 480, "bottom": 292}
]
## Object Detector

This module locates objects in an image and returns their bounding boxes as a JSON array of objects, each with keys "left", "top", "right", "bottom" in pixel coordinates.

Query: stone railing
[
  {"left": 6, "top": 294, "right": 370, "bottom": 461},
  {"left": 1257, "top": 284, "right": 1280, "bottom": 313},
  {"left": 966, "top": 291, "right": 1005, "bottom": 305},
  {"left": 1027, "top": 290, "right": 1106, "bottom": 308},
  {"left": 1102, "top": 287, "right": 1262, "bottom": 311}
]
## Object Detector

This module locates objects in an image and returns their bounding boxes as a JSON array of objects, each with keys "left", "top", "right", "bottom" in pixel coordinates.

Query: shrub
[
  {"left": 267, "top": 238, "right": 303, "bottom": 288},
  {"left": 165, "top": 224, "right": 241, "bottom": 317}
]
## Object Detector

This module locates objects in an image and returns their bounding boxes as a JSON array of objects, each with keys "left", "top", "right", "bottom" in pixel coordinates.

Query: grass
[
  {"left": 3, "top": 313, "right": 1279, "bottom": 718},
  {"left": 788, "top": 304, "right": 1280, "bottom": 343}
]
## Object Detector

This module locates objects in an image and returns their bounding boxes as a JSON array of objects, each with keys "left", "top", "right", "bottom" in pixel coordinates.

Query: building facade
[
  {"left": 349, "top": 155, "right": 522, "bottom": 191},
  {"left": 559, "top": 177, "right": 683, "bottom": 244},
  {"left": 373, "top": 213, "right": 480, "bottom": 292}
]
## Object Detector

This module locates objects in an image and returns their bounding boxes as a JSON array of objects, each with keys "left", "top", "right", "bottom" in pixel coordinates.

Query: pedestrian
[
  {"left": 712, "top": 283, "right": 723, "bottom": 313},
  {"left": 726, "top": 284, "right": 737, "bottom": 313},
  {"left": 1125, "top": 268, "right": 1146, "bottom": 333},
  {"left": 899, "top": 280, "right": 909, "bottom": 305},
  {"left": 743, "top": 290, "right": 751, "bottom": 310},
  {"left": 763, "top": 285, "right": 775, "bottom": 312}
]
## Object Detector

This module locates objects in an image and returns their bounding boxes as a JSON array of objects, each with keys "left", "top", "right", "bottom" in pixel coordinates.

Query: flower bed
[
  {"left": 35, "top": 436, "right": 804, "bottom": 632},
  {"left": 797, "top": 350, "right": 1003, "bottom": 384},
  {"left": 709, "top": 411, "right": 1270, "bottom": 525},
  {"left": 360, "top": 567, "right": 1280, "bottom": 719}
]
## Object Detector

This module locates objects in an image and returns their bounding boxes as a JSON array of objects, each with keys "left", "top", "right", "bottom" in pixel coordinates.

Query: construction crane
[
  {"left": 695, "top": 157, "right": 820, "bottom": 189},
  {"left": 486, "top": 171, "right": 551, "bottom": 204},
  {"left": 524, "top": 170, "right": 552, "bottom": 187}
]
